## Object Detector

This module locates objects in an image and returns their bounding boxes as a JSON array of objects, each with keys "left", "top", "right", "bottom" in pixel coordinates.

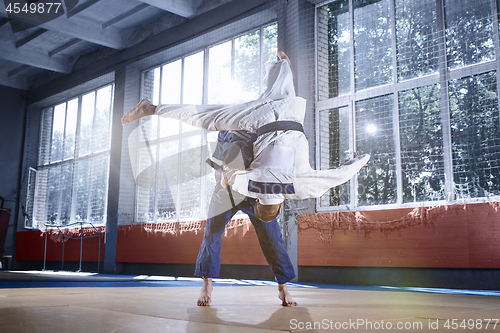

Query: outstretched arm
[{"left": 293, "top": 154, "right": 370, "bottom": 200}]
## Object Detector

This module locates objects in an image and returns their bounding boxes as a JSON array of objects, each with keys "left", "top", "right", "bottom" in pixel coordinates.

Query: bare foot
[
  {"left": 197, "top": 277, "right": 213, "bottom": 306},
  {"left": 278, "top": 283, "right": 298, "bottom": 307},
  {"left": 121, "top": 99, "right": 156, "bottom": 126},
  {"left": 277, "top": 51, "right": 291, "bottom": 65}
]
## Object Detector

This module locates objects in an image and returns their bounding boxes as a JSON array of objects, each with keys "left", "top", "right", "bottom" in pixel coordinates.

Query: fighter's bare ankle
[
  {"left": 197, "top": 277, "right": 213, "bottom": 306},
  {"left": 278, "top": 283, "right": 298, "bottom": 307},
  {"left": 121, "top": 99, "right": 156, "bottom": 126},
  {"left": 140, "top": 99, "right": 155, "bottom": 115}
]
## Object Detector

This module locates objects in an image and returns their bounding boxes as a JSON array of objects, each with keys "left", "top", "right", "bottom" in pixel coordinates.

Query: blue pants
[{"left": 194, "top": 131, "right": 295, "bottom": 284}]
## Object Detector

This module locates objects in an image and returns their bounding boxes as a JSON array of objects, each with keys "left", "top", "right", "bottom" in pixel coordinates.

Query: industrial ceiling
[{"left": 0, "top": 0, "right": 235, "bottom": 91}]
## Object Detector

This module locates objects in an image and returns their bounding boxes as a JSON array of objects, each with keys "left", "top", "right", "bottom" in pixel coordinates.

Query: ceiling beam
[
  {"left": 0, "top": 17, "right": 9, "bottom": 27},
  {"left": 41, "top": 16, "right": 125, "bottom": 49},
  {"left": 8, "top": 65, "right": 30, "bottom": 77},
  {"left": 0, "top": 5, "right": 125, "bottom": 49},
  {"left": 0, "top": 72, "right": 29, "bottom": 90},
  {"left": 49, "top": 39, "right": 82, "bottom": 57},
  {"left": 138, "top": 0, "right": 198, "bottom": 18},
  {"left": 66, "top": 0, "right": 100, "bottom": 19},
  {"left": 102, "top": 3, "right": 149, "bottom": 29},
  {"left": 0, "top": 40, "right": 72, "bottom": 73},
  {"left": 15, "top": 28, "right": 47, "bottom": 48}
]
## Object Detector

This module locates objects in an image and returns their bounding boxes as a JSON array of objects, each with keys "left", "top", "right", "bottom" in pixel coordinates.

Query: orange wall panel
[
  {"left": 467, "top": 203, "right": 500, "bottom": 268},
  {"left": 115, "top": 218, "right": 268, "bottom": 265},
  {"left": 298, "top": 202, "right": 500, "bottom": 268},
  {"left": 16, "top": 227, "right": 104, "bottom": 262},
  {"left": 16, "top": 203, "right": 500, "bottom": 269}
]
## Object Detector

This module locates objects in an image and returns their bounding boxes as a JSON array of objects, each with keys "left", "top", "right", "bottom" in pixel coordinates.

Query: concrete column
[
  {"left": 277, "top": 0, "right": 316, "bottom": 281},
  {"left": 103, "top": 66, "right": 125, "bottom": 273}
]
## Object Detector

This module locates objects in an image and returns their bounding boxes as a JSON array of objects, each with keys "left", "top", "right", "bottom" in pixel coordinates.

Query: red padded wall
[
  {"left": 16, "top": 203, "right": 500, "bottom": 269},
  {"left": 298, "top": 202, "right": 500, "bottom": 268}
]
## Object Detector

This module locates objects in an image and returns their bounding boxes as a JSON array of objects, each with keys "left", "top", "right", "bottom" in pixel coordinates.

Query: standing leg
[
  {"left": 195, "top": 184, "right": 238, "bottom": 306},
  {"left": 238, "top": 198, "right": 297, "bottom": 306}
]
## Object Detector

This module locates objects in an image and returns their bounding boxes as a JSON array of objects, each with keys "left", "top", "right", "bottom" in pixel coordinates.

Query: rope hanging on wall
[{"left": 298, "top": 201, "right": 500, "bottom": 243}]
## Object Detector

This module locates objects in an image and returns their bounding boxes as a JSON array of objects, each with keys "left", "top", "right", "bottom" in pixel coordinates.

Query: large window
[
  {"left": 317, "top": 0, "right": 500, "bottom": 210},
  {"left": 31, "top": 85, "right": 114, "bottom": 227},
  {"left": 135, "top": 23, "right": 277, "bottom": 223}
]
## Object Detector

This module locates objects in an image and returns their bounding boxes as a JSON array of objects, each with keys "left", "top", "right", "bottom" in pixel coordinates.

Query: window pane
[
  {"left": 136, "top": 144, "right": 158, "bottom": 222},
  {"left": 399, "top": 85, "right": 445, "bottom": 202},
  {"left": 178, "top": 134, "right": 202, "bottom": 220},
  {"left": 208, "top": 41, "right": 232, "bottom": 104},
  {"left": 356, "top": 95, "right": 396, "bottom": 205},
  {"left": 162, "top": 60, "right": 182, "bottom": 104},
  {"left": 75, "top": 159, "right": 90, "bottom": 221},
  {"left": 449, "top": 71, "right": 500, "bottom": 199},
  {"left": 25, "top": 168, "right": 37, "bottom": 228},
  {"left": 183, "top": 51, "right": 204, "bottom": 105},
  {"left": 51, "top": 103, "right": 66, "bottom": 163},
  {"left": 319, "top": 107, "right": 351, "bottom": 207},
  {"left": 445, "top": 0, "right": 494, "bottom": 69},
  {"left": 39, "top": 108, "right": 53, "bottom": 165},
  {"left": 33, "top": 169, "right": 48, "bottom": 226},
  {"left": 203, "top": 132, "right": 219, "bottom": 211},
  {"left": 395, "top": 0, "right": 439, "bottom": 80},
  {"left": 153, "top": 67, "right": 160, "bottom": 106},
  {"left": 93, "top": 85, "right": 112, "bottom": 153},
  {"left": 46, "top": 166, "right": 61, "bottom": 223},
  {"left": 89, "top": 154, "right": 109, "bottom": 222},
  {"left": 262, "top": 24, "right": 278, "bottom": 93},
  {"left": 80, "top": 92, "right": 95, "bottom": 156},
  {"left": 63, "top": 98, "right": 78, "bottom": 160},
  {"left": 181, "top": 52, "right": 204, "bottom": 133},
  {"left": 59, "top": 163, "right": 74, "bottom": 224},
  {"left": 234, "top": 29, "right": 260, "bottom": 102},
  {"left": 354, "top": 0, "right": 392, "bottom": 90},
  {"left": 320, "top": 0, "right": 350, "bottom": 99},
  {"left": 157, "top": 139, "right": 179, "bottom": 221}
]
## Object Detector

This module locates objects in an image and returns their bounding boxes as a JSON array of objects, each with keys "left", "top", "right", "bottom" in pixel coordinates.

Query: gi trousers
[{"left": 194, "top": 131, "right": 295, "bottom": 284}]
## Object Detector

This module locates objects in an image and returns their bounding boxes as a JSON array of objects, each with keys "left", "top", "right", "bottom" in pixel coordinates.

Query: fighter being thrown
[
  {"left": 122, "top": 51, "right": 369, "bottom": 208},
  {"left": 122, "top": 51, "right": 369, "bottom": 304}
]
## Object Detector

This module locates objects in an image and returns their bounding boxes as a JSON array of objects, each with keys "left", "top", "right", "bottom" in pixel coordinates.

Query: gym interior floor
[{"left": 0, "top": 271, "right": 499, "bottom": 332}]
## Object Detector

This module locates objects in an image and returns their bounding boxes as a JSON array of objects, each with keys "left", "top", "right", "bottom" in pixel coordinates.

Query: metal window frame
[
  {"left": 34, "top": 83, "right": 115, "bottom": 228},
  {"left": 315, "top": 0, "right": 500, "bottom": 213}
]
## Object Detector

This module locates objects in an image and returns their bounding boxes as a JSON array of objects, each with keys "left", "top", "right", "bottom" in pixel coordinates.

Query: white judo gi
[{"left": 155, "top": 59, "right": 370, "bottom": 205}]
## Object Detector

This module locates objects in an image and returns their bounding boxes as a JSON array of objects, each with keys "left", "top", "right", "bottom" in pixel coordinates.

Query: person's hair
[{"left": 254, "top": 200, "right": 282, "bottom": 222}]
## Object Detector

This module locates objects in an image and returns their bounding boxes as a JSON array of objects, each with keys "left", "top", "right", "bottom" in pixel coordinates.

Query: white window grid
[
  {"left": 30, "top": 84, "right": 114, "bottom": 228},
  {"left": 314, "top": 0, "right": 500, "bottom": 212}
]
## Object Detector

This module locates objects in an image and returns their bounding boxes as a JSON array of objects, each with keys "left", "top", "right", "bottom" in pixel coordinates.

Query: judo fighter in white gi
[{"left": 122, "top": 51, "right": 370, "bottom": 306}]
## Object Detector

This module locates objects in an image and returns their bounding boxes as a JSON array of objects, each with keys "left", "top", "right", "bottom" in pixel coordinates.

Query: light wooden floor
[{"left": 1, "top": 271, "right": 500, "bottom": 332}]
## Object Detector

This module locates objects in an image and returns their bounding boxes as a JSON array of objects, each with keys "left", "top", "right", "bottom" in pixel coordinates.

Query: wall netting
[{"left": 317, "top": 0, "right": 500, "bottom": 211}]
